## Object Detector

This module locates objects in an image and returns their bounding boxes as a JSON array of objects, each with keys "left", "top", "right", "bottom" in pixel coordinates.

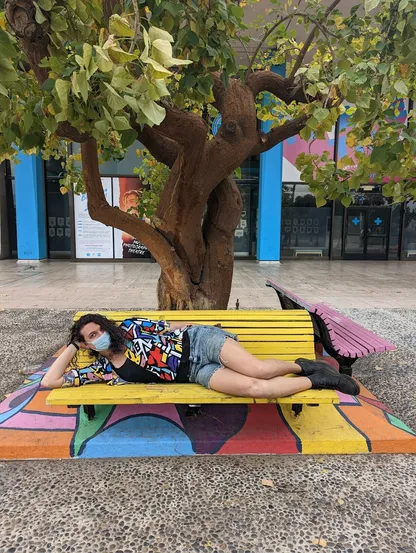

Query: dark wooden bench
[{"left": 266, "top": 279, "right": 395, "bottom": 375}]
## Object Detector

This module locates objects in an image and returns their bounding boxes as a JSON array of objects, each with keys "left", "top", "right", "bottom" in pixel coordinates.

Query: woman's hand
[{"left": 42, "top": 343, "right": 79, "bottom": 388}]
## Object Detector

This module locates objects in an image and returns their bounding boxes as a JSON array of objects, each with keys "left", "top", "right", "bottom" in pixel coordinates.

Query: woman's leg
[
  {"left": 219, "top": 338, "right": 302, "bottom": 379},
  {"left": 209, "top": 367, "right": 312, "bottom": 398}
]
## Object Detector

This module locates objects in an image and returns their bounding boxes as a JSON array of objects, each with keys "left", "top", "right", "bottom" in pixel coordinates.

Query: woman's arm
[{"left": 42, "top": 344, "right": 78, "bottom": 388}]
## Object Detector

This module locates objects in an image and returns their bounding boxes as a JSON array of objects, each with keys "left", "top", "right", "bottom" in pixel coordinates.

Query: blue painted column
[
  {"left": 14, "top": 153, "right": 47, "bottom": 260},
  {"left": 257, "top": 64, "right": 285, "bottom": 261}
]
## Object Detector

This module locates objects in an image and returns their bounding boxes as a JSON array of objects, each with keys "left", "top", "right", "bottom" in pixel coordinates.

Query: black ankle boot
[
  {"left": 296, "top": 358, "right": 338, "bottom": 377},
  {"left": 307, "top": 366, "right": 360, "bottom": 396}
]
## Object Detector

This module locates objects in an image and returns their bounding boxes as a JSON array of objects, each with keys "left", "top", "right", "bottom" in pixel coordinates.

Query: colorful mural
[
  {"left": 337, "top": 99, "right": 409, "bottom": 175},
  {"left": 0, "top": 352, "right": 415, "bottom": 460},
  {"left": 282, "top": 130, "right": 335, "bottom": 182}
]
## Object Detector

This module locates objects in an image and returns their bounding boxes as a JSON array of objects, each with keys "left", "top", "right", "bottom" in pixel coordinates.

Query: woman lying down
[{"left": 42, "top": 314, "right": 360, "bottom": 398}]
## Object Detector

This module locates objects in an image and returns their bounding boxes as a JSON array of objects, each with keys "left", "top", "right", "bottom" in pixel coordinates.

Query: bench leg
[
  {"left": 339, "top": 366, "right": 353, "bottom": 376},
  {"left": 185, "top": 404, "right": 201, "bottom": 417},
  {"left": 292, "top": 404, "right": 303, "bottom": 416},
  {"left": 83, "top": 405, "right": 96, "bottom": 420}
]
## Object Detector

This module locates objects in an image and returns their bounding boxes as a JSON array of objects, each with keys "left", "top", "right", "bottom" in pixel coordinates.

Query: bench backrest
[
  {"left": 266, "top": 279, "right": 395, "bottom": 356},
  {"left": 73, "top": 309, "right": 316, "bottom": 367}
]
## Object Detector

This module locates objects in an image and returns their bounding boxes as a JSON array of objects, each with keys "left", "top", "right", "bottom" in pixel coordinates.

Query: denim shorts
[{"left": 186, "top": 325, "right": 238, "bottom": 389}]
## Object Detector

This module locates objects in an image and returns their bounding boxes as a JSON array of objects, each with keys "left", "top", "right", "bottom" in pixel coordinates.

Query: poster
[
  {"left": 113, "top": 177, "right": 151, "bottom": 259},
  {"left": 74, "top": 177, "right": 114, "bottom": 259}
]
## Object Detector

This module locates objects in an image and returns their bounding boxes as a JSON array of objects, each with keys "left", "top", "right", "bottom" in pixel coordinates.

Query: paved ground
[
  {"left": 1, "top": 259, "right": 415, "bottom": 309},
  {"left": 0, "top": 259, "right": 415, "bottom": 553},
  {"left": 1, "top": 455, "right": 415, "bottom": 553}
]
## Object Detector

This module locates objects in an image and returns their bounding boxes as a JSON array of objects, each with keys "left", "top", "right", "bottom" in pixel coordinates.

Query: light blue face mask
[{"left": 88, "top": 331, "right": 111, "bottom": 351}]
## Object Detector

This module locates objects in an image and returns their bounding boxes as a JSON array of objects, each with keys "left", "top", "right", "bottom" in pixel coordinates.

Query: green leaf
[
  {"left": 94, "top": 46, "right": 113, "bottom": 72},
  {"left": 55, "top": 79, "right": 71, "bottom": 109},
  {"left": 149, "top": 26, "right": 174, "bottom": 43},
  {"left": 0, "top": 29, "right": 17, "bottom": 59},
  {"left": 103, "top": 82, "right": 127, "bottom": 111},
  {"left": 370, "top": 144, "right": 390, "bottom": 163},
  {"left": 341, "top": 196, "right": 352, "bottom": 208},
  {"left": 197, "top": 75, "right": 213, "bottom": 96},
  {"left": 50, "top": 10, "right": 68, "bottom": 32},
  {"left": 120, "top": 129, "right": 138, "bottom": 149},
  {"left": 306, "top": 117, "right": 319, "bottom": 130},
  {"left": 394, "top": 80, "right": 408, "bottom": 95},
  {"left": 33, "top": 2, "right": 47, "bottom": 24},
  {"left": 43, "top": 118, "right": 58, "bottom": 134},
  {"left": 0, "top": 83, "right": 8, "bottom": 97},
  {"left": 20, "top": 133, "right": 42, "bottom": 150},
  {"left": 77, "top": 70, "right": 89, "bottom": 103},
  {"left": 83, "top": 43, "right": 93, "bottom": 72},
  {"left": 95, "top": 119, "right": 110, "bottom": 134},
  {"left": 23, "top": 111, "right": 33, "bottom": 132},
  {"left": 107, "top": 46, "right": 138, "bottom": 64},
  {"left": 356, "top": 94, "right": 371, "bottom": 109},
  {"left": 113, "top": 116, "right": 131, "bottom": 131},
  {"left": 71, "top": 72, "right": 80, "bottom": 98},
  {"left": 365, "top": 0, "right": 381, "bottom": 12},
  {"left": 316, "top": 197, "right": 327, "bottom": 208},
  {"left": 187, "top": 30, "right": 199, "bottom": 46},
  {"left": 152, "top": 79, "right": 169, "bottom": 98},
  {"left": 109, "top": 14, "right": 134, "bottom": 37},
  {"left": 313, "top": 107, "right": 329, "bottom": 122},
  {"left": 38, "top": 0, "right": 52, "bottom": 9},
  {"left": 137, "top": 99, "right": 166, "bottom": 126},
  {"left": 111, "top": 67, "right": 134, "bottom": 90},
  {"left": 41, "top": 78, "right": 55, "bottom": 91}
]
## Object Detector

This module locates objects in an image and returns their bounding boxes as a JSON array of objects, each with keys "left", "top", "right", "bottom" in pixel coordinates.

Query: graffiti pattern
[{"left": 0, "top": 348, "right": 415, "bottom": 460}]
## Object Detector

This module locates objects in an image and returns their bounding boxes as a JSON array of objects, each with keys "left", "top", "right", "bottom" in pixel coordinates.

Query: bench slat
[
  {"left": 47, "top": 383, "right": 340, "bottom": 406},
  {"left": 315, "top": 304, "right": 393, "bottom": 353},
  {"left": 315, "top": 304, "right": 392, "bottom": 347},
  {"left": 74, "top": 310, "right": 312, "bottom": 321},
  {"left": 266, "top": 280, "right": 395, "bottom": 360}
]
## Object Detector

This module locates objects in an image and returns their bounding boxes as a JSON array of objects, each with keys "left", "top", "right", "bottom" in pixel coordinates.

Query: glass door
[
  {"left": 366, "top": 207, "right": 390, "bottom": 260},
  {"left": 344, "top": 207, "right": 390, "bottom": 260},
  {"left": 344, "top": 208, "right": 366, "bottom": 259}
]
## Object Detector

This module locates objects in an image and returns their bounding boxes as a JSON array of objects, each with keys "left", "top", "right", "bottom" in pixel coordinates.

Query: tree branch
[
  {"left": 157, "top": 104, "right": 208, "bottom": 150},
  {"left": 287, "top": 0, "right": 342, "bottom": 84},
  {"left": 80, "top": 137, "right": 193, "bottom": 296},
  {"left": 245, "top": 15, "right": 291, "bottom": 79},
  {"left": 5, "top": 0, "right": 50, "bottom": 84},
  {"left": 133, "top": 124, "right": 179, "bottom": 168},
  {"left": 102, "top": 0, "right": 120, "bottom": 27},
  {"left": 251, "top": 114, "right": 308, "bottom": 155},
  {"left": 211, "top": 71, "right": 226, "bottom": 113},
  {"left": 246, "top": 70, "right": 309, "bottom": 104},
  {"left": 5, "top": 0, "right": 89, "bottom": 143}
]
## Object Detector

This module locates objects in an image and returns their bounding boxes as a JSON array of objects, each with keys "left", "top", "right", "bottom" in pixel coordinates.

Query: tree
[{"left": 1, "top": 0, "right": 415, "bottom": 309}]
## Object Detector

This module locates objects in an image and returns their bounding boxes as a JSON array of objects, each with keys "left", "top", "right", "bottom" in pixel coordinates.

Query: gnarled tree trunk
[{"left": 6, "top": 0, "right": 310, "bottom": 310}]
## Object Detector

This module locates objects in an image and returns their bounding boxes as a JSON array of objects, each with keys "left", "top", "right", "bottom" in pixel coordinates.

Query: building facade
[{"left": 1, "top": 98, "right": 415, "bottom": 263}]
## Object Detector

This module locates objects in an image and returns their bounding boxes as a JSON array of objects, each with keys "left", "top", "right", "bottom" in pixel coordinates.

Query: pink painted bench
[{"left": 266, "top": 279, "right": 395, "bottom": 375}]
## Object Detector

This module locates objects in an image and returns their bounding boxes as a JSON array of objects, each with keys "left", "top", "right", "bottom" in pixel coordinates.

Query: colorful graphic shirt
[{"left": 62, "top": 318, "right": 190, "bottom": 387}]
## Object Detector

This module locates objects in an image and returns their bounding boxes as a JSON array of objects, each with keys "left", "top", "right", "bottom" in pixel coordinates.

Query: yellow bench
[{"left": 47, "top": 310, "right": 339, "bottom": 418}]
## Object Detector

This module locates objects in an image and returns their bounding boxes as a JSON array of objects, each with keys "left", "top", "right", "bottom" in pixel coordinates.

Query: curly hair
[{"left": 68, "top": 314, "right": 127, "bottom": 365}]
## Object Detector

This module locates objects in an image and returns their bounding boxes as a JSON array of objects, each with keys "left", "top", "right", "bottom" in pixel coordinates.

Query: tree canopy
[{"left": 0, "top": 0, "right": 415, "bottom": 206}]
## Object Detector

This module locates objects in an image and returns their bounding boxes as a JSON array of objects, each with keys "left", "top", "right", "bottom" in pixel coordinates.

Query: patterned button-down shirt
[{"left": 62, "top": 318, "right": 189, "bottom": 387}]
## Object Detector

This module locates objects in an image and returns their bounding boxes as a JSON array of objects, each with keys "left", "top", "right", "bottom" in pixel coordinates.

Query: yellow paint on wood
[
  {"left": 74, "top": 310, "right": 312, "bottom": 321},
  {"left": 280, "top": 404, "right": 369, "bottom": 454},
  {"left": 47, "top": 383, "right": 339, "bottom": 406}
]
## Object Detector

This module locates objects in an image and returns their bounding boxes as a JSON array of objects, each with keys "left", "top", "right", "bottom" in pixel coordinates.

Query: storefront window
[
  {"left": 389, "top": 203, "right": 402, "bottom": 260},
  {"left": 402, "top": 202, "right": 416, "bottom": 259},
  {"left": 71, "top": 141, "right": 143, "bottom": 176},
  {"left": 281, "top": 184, "right": 331, "bottom": 258},
  {"left": 331, "top": 200, "right": 344, "bottom": 258}
]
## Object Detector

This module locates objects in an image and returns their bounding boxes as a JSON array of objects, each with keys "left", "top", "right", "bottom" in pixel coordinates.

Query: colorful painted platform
[{"left": 0, "top": 354, "right": 415, "bottom": 460}]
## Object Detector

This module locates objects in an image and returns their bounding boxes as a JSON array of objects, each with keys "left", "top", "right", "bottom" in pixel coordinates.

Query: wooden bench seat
[
  {"left": 46, "top": 310, "right": 339, "bottom": 418},
  {"left": 266, "top": 280, "right": 395, "bottom": 375}
]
